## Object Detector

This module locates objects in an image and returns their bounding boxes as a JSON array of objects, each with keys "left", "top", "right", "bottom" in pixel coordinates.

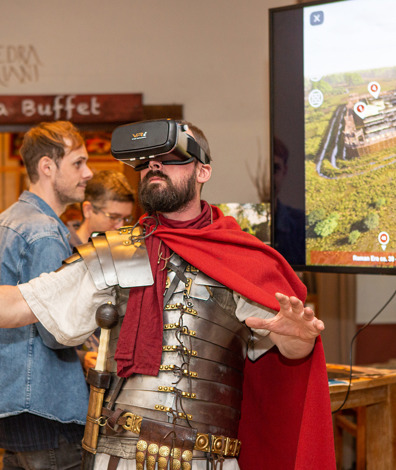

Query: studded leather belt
[{"left": 99, "top": 408, "right": 241, "bottom": 457}]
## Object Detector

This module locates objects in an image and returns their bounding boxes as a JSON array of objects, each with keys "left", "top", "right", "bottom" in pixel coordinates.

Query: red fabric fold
[
  {"left": 115, "top": 202, "right": 214, "bottom": 377},
  {"left": 114, "top": 238, "right": 167, "bottom": 377},
  {"left": 238, "top": 336, "right": 336, "bottom": 470}
]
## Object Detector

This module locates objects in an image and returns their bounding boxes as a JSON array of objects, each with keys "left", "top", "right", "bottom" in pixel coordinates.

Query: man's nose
[
  {"left": 148, "top": 160, "right": 163, "bottom": 171},
  {"left": 84, "top": 165, "right": 94, "bottom": 180},
  {"left": 113, "top": 219, "right": 125, "bottom": 230}
]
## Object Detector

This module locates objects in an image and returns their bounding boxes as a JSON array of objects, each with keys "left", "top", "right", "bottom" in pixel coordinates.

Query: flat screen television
[{"left": 270, "top": 0, "right": 396, "bottom": 274}]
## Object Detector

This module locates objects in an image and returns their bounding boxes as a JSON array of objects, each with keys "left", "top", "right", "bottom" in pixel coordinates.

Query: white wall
[
  {"left": 356, "top": 275, "right": 396, "bottom": 324},
  {"left": 0, "top": 0, "right": 291, "bottom": 204}
]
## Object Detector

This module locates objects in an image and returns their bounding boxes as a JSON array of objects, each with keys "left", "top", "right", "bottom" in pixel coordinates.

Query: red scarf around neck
[{"left": 114, "top": 201, "right": 306, "bottom": 378}]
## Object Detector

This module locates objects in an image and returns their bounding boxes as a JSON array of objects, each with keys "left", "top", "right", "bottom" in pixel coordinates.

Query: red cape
[
  {"left": 117, "top": 204, "right": 336, "bottom": 468},
  {"left": 238, "top": 336, "right": 335, "bottom": 469}
]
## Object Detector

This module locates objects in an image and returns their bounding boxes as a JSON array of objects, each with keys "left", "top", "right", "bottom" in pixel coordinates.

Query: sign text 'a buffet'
[{"left": 0, "top": 94, "right": 143, "bottom": 124}]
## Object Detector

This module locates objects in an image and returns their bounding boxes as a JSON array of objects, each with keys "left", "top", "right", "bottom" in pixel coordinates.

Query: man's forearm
[{"left": 0, "top": 285, "right": 38, "bottom": 328}]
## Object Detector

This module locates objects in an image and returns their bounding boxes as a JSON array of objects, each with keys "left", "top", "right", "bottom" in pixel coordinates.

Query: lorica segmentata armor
[{"left": 72, "top": 228, "right": 252, "bottom": 465}]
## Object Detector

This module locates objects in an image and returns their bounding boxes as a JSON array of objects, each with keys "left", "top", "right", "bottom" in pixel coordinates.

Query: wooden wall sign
[{"left": 0, "top": 93, "right": 144, "bottom": 124}]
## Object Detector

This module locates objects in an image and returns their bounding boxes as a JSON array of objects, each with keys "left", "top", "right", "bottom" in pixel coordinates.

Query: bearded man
[{"left": 0, "top": 119, "right": 335, "bottom": 470}]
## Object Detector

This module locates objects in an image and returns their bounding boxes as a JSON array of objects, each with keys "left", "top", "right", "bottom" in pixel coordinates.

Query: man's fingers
[
  {"left": 276, "top": 293, "right": 304, "bottom": 314},
  {"left": 303, "top": 308, "right": 315, "bottom": 320},
  {"left": 275, "top": 292, "right": 289, "bottom": 305},
  {"left": 314, "top": 318, "right": 325, "bottom": 331},
  {"left": 276, "top": 293, "right": 318, "bottom": 318}
]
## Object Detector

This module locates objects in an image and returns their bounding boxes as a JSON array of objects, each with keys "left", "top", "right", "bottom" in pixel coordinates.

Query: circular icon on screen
[
  {"left": 378, "top": 231, "right": 390, "bottom": 250},
  {"left": 354, "top": 101, "right": 367, "bottom": 119},
  {"left": 378, "top": 231, "right": 389, "bottom": 245},
  {"left": 308, "top": 89, "right": 323, "bottom": 108},
  {"left": 368, "top": 81, "right": 381, "bottom": 99}
]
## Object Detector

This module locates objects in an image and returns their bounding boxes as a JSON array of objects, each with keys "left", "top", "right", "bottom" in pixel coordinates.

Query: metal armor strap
[
  {"left": 163, "top": 259, "right": 189, "bottom": 307},
  {"left": 68, "top": 226, "right": 154, "bottom": 291}
]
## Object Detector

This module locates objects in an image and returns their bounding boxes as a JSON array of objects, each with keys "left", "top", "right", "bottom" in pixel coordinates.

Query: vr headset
[{"left": 111, "top": 119, "right": 211, "bottom": 171}]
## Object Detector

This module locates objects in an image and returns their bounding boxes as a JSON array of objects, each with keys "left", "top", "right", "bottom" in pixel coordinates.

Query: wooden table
[{"left": 328, "top": 363, "right": 396, "bottom": 470}]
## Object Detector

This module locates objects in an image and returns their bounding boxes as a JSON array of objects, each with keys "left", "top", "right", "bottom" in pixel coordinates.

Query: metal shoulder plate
[{"left": 73, "top": 226, "right": 154, "bottom": 290}]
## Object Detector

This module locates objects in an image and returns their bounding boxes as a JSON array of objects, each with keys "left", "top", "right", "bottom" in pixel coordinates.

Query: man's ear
[
  {"left": 81, "top": 201, "right": 94, "bottom": 219},
  {"left": 38, "top": 156, "right": 55, "bottom": 177},
  {"left": 196, "top": 164, "right": 212, "bottom": 184}
]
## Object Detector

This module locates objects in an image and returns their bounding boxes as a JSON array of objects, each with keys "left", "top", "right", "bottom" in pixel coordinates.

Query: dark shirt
[
  {"left": 274, "top": 199, "right": 306, "bottom": 266},
  {"left": 0, "top": 414, "right": 84, "bottom": 452}
]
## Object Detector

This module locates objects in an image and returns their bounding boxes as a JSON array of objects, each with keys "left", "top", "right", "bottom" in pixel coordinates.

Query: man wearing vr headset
[{"left": 0, "top": 119, "right": 334, "bottom": 470}]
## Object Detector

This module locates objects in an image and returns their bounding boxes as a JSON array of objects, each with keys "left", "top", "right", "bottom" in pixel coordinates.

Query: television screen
[{"left": 270, "top": 0, "right": 396, "bottom": 274}]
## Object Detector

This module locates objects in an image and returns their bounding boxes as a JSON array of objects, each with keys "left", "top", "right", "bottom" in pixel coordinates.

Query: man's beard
[
  {"left": 53, "top": 180, "right": 85, "bottom": 206},
  {"left": 139, "top": 169, "right": 197, "bottom": 214}
]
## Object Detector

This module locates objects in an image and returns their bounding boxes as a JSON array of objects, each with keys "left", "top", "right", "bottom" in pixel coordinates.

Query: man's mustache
[{"left": 142, "top": 170, "right": 170, "bottom": 183}]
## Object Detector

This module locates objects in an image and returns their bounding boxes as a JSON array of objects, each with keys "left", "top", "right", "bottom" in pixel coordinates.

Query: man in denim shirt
[{"left": 0, "top": 121, "right": 93, "bottom": 469}]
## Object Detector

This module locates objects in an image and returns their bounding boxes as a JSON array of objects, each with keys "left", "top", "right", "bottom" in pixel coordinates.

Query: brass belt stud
[
  {"left": 148, "top": 443, "right": 159, "bottom": 454},
  {"left": 195, "top": 433, "right": 210, "bottom": 452},
  {"left": 159, "top": 446, "right": 170, "bottom": 457},
  {"left": 171, "top": 448, "right": 181, "bottom": 459},
  {"left": 137, "top": 440, "right": 148, "bottom": 451},
  {"left": 182, "top": 450, "right": 193, "bottom": 461}
]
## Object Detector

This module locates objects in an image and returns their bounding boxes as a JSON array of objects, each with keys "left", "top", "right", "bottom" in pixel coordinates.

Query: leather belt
[
  {"left": 99, "top": 408, "right": 241, "bottom": 457},
  {"left": 112, "top": 389, "right": 240, "bottom": 433}
]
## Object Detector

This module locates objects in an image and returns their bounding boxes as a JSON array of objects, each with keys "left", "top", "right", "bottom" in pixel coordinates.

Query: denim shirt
[{"left": 0, "top": 191, "right": 89, "bottom": 428}]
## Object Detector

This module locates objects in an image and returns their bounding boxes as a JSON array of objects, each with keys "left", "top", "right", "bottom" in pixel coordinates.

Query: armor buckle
[{"left": 122, "top": 411, "right": 142, "bottom": 434}]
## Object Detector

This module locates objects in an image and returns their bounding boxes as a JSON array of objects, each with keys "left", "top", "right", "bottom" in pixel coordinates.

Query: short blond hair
[{"left": 20, "top": 121, "right": 85, "bottom": 183}]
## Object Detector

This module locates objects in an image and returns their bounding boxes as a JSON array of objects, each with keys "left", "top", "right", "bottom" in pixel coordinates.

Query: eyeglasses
[{"left": 92, "top": 205, "right": 133, "bottom": 225}]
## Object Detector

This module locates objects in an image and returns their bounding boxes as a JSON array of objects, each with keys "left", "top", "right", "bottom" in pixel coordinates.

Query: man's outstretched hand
[{"left": 245, "top": 293, "right": 324, "bottom": 359}]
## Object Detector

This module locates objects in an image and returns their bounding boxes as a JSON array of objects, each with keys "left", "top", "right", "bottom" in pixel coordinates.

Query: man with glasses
[
  {"left": 73, "top": 170, "right": 135, "bottom": 245},
  {"left": 69, "top": 170, "right": 135, "bottom": 373},
  {"left": 0, "top": 119, "right": 334, "bottom": 469}
]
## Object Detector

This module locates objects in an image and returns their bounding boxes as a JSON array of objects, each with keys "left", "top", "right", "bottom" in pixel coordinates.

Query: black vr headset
[{"left": 111, "top": 119, "right": 211, "bottom": 171}]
